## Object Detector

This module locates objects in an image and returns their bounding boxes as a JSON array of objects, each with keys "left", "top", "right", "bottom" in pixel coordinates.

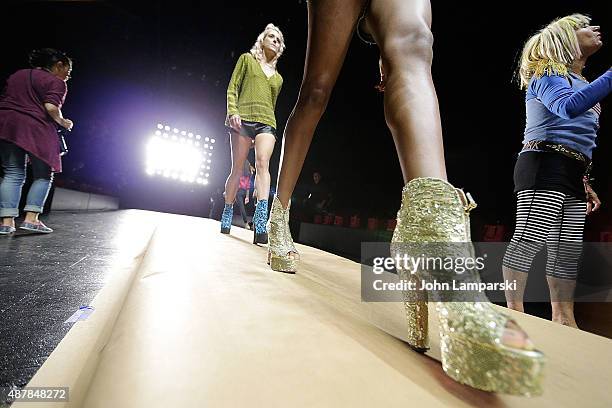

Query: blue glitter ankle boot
[
  {"left": 220, "top": 203, "right": 233, "bottom": 234},
  {"left": 253, "top": 199, "right": 268, "bottom": 244}
]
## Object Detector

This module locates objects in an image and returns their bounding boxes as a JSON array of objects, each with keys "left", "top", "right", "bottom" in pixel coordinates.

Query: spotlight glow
[{"left": 145, "top": 124, "right": 214, "bottom": 186}]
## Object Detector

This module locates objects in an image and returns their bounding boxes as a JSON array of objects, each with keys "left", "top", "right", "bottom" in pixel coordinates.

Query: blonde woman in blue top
[{"left": 503, "top": 14, "right": 611, "bottom": 328}]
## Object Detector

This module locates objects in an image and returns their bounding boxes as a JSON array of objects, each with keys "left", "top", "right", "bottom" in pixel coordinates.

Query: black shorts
[
  {"left": 513, "top": 151, "right": 587, "bottom": 200},
  {"left": 227, "top": 120, "right": 276, "bottom": 140}
]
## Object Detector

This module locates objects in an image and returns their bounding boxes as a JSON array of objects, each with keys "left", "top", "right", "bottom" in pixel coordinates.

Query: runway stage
[{"left": 3, "top": 210, "right": 612, "bottom": 407}]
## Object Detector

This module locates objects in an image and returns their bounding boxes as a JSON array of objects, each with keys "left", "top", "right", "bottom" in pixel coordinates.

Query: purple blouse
[{"left": 0, "top": 68, "right": 68, "bottom": 172}]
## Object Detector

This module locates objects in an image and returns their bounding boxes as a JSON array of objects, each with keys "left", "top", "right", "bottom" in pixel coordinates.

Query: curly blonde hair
[
  {"left": 250, "top": 23, "right": 285, "bottom": 68},
  {"left": 517, "top": 14, "right": 590, "bottom": 89}
]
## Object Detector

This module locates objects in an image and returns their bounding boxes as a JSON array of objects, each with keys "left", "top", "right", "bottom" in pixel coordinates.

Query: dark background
[{"left": 1, "top": 0, "right": 610, "bottom": 238}]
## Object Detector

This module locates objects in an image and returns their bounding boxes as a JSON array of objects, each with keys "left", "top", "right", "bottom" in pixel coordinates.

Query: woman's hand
[
  {"left": 229, "top": 114, "right": 242, "bottom": 132},
  {"left": 245, "top": 195, "right": 250, "bottom": 205},
  {"left": 585, "top": 182, "right": 601, "bottom": 215},
  {"left": 61, "top": 118, "right": 74, "bottom": 130}
]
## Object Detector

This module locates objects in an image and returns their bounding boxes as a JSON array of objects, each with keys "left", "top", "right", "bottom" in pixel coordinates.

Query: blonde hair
[
  {"left": 250, "top": 23, "right": 286, "bottom": 68},
  {"left": 517, "top": 13, "right": 590, "bottom": 89}
]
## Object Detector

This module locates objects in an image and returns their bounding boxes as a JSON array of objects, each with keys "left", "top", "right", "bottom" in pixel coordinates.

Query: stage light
[
  {"left": 205, "top": 137, "right": 210, "bottom": 142},
  {"left": 209, "top": 146, "right": 214, "bottom": 150},
  {"left": 145, "top": 123, "right": 214, "bottom": 186},
  {"left": 211, "top": 138, "right": 216, "bottom": 143}
]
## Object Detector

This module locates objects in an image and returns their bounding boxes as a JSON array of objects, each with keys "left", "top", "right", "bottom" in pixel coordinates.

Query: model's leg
[
  {"left": 221, "top": 132, "right": 251, "bottom": 233},
  {"left": 276, "top": 0, "right": 366, "bottom": 207},
  {"left": 252, "top": 133, "right": 276, "bottom": 242},
  {"left": 367, "top": 1, "right": 545, "bottom": 394},
  {"left": 253, "top": 133, "right": 275, "bottom": 201},
  {"left": 367, "top": 0, "right": 446, "bottom": 182},
  {"left": 545, "top": 195, "right": 586, "bottom": 328},
  {"left": 224, "top": 132, "right": 252, "bottom": 204}
]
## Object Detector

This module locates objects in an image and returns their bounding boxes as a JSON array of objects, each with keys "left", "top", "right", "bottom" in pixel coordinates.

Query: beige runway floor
[{"left": 15, "top": 212, "right": 612, "bottom": 407}]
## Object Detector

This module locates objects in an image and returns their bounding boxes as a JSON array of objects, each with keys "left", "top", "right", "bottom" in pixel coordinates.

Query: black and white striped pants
[{"left": 502, "top": 190, "right": 586, "bottom": 280}]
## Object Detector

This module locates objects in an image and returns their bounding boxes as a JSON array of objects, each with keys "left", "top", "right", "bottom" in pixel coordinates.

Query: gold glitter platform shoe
[
  {"left": 391, "top": 177, "right": 545, "bottom": 396},
  {"left": 268, "top": 196, "right": 299, "bottom": 273}
]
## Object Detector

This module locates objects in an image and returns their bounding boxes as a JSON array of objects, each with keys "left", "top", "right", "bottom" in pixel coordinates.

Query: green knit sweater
[{"left": 226, "top": 53, "right": 283, "bottom": 129}]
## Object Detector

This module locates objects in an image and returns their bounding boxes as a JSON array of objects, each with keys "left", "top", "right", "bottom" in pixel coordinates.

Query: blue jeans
[{"left": 0, "top": 140, "right": 54, "bottom": 218}]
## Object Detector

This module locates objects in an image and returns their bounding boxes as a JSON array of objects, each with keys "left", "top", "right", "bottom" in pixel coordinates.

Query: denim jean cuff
[
  {"left": 23, "top": 205, "right": 43, "bottom": 214},
  {"left": 0, "top": 208, "right": 19, "bottom": 218}
]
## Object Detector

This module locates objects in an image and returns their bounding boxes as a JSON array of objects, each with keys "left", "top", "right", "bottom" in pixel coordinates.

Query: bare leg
[
  {"left": 224, "top": 132, "right": 252, "bottom": 204},
  {"left": 502, "top": 266, "right": 528, "bottom": 313},
  {"left": 368, "top": 0, "right": 528, "bottom": 349},
  {"left": 367, "top": 0, "right": 446, "bottom": 182},
  {"left": 547, "top": 276, "right": 578, "bottom": 328},
  {"left": 253, "top": 133, "right": 276, "bottom": 200},
  {"left": 276, "top": 0, "right": 366, "bottom": 207}
]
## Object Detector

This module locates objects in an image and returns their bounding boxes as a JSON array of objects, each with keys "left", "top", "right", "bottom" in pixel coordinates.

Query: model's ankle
[
  {"left": 506, "top": 302, "right": 524, "bottom": 313},
  {"left": 552, "top": 315, "right": 578, "bottom": 328}
]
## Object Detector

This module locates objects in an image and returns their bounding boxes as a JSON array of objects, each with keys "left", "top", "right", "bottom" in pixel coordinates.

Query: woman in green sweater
[{"left": 220, "top": 23, "right": 285, "bottom": 244}]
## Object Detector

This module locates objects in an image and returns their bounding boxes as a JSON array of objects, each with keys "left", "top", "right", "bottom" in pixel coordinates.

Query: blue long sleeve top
[{"left": 522, "top": 69, "right": 612, "bottom": 159}]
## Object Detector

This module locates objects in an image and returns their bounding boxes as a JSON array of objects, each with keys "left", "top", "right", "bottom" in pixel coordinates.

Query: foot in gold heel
[
  {"left": 268, "top": 196, "right": 299, "bottom": 274},
  {"left": 393, "top": 177, "right": 545, "bottom": 396}
]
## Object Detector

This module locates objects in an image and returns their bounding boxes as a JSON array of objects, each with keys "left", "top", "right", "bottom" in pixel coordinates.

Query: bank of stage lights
[{"left": 145, "top": 124, "right": 215, "bottom": 185}]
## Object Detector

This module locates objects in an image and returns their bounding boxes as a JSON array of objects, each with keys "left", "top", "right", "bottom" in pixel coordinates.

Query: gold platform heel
[
  {"left": 393, "top": 177, "right": 545, "bottom": 396},
  {"left": 268, "top": 196, "right": 299, "bottom": 273}
]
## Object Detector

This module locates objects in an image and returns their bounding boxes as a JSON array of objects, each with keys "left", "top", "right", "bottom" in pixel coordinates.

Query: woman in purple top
[{"left": 0, "top": 48, "right": 74, "bottom": 234}]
